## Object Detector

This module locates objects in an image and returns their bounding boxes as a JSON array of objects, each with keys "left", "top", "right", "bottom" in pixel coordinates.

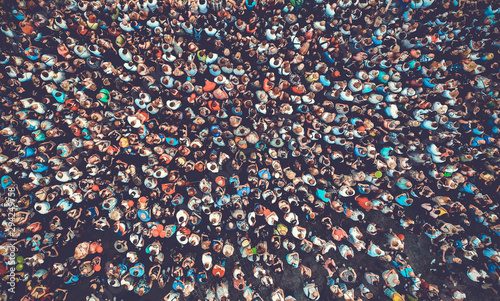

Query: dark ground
[
  {"left": 45, "top": 209, "right": 496, "bottom": 301},
  {"left": 8, "top": 141, "right": 499, "bottom": 301}
]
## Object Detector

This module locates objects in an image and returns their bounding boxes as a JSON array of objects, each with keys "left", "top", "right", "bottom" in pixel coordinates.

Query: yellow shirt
[{"left": 391, "top": 293, "right": 405, "bottom": 301}]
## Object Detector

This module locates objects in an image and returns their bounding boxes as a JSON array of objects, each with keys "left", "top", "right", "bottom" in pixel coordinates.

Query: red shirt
[{"left": 357, "top": 196, "right": 372, "bottom": 211}]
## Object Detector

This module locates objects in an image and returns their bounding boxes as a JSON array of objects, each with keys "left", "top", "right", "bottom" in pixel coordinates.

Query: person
[
  {"left": 303, "top": 282, "right": 320, "bottom": 300},
  {"left": 384, "top": 287, "right": 405, "bottom": 301},
  {"left": 451, "top": 288, "right": 466, "bottom": 301},
  {"left": 383, "top": 269, "right": 401, "bottom": 287}
]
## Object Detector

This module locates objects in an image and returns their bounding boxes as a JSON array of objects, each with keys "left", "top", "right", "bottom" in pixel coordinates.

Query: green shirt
[{"left": 98, "top": 89, "right": 110, "bottom": 103}]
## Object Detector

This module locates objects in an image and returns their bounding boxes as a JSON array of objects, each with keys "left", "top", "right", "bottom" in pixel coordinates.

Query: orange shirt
[{"left": 20, "top": 22, "right": 34, "bottom": 35}]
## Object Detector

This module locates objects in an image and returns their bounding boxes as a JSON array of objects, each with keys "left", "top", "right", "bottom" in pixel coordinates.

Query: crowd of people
[{"left": 0, "top": 0, "right": 500, "bottom": 300}]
